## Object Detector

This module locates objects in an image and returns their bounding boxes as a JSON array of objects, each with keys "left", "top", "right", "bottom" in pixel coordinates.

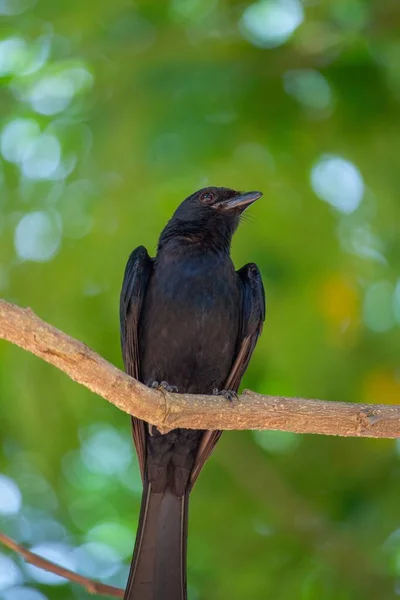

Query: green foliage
[{"left": 1, "top": 0, "right": 400, "bottom": 598}]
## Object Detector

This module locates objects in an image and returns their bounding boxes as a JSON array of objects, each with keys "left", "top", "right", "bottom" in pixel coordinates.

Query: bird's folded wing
[
  {"left": 190, "top": 263, "right": 266, "bottom": 487},
  {"left": 120, "top": 245, "right": 154, "bottom": 480}
]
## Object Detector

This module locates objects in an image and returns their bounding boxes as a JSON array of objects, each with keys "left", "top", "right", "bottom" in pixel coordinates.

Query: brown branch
[
  {"left": 0, "top": 298, "right": 399, "bottom": 437},
  {"left": 0, "top": 532, "right": 123, "bottom": 598}
]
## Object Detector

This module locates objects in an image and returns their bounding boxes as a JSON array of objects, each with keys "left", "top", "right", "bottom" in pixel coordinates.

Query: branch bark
[
  {"left": 0, "top": 533, "right": 123, "bottom": 598},
  {"left": 0, "top": 298, "right": 399, "bottom": 438}
]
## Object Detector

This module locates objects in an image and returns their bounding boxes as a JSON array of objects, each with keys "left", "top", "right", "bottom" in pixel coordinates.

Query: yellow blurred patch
[
  {"left": 318, "top": 274, "right": 360, "bottom": 345},
  {"left": 364, "top": 370, "right": 400, "bottom": 405}
]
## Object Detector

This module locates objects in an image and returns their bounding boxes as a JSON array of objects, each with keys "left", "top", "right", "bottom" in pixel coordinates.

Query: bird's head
[{"left": 158, "top": 186, "right": 262, "bottom": 252}]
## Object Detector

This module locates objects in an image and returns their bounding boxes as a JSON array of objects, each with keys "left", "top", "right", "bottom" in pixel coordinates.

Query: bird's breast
[{"left": 138, "top": 249, "right": 240, "bottom": 393}]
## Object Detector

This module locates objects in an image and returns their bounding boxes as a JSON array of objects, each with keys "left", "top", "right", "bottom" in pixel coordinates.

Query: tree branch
[
  {"left": 0, "top": 298, "right": 399, "bottom": 438},
  {"left": 0, "top": 533, "right": 123, "bottom": 598}
]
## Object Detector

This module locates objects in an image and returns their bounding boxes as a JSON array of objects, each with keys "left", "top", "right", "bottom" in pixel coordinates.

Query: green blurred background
[{"left": 1, "top": 0, "right": 400, "bottom": 598}]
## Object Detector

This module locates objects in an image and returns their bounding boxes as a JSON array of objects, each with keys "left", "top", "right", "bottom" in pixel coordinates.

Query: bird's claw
[
  {"left": 150, "top": 381, "right": 179, "bottom": 393},
  {"left": 213, "top": 388, "right": 238, "bottom": 402},
  {"left": 148, "top": 424, "right": 157, "bottom": 436}
]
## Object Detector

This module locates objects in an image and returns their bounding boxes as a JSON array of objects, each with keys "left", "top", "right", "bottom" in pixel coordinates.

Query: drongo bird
[{"left": 120, "top": 186, "right": 265, "bottom": 600}]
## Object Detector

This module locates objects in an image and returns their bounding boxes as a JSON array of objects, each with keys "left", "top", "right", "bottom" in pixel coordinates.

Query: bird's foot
[
  {"left": 148, "top": 382, "right": 178, "bottom": 436},
  {"left": 150, "top": 381, "right": 179, "bottom": 393},
  {"left": 213, "top": 388, "right": 238, "bottom": 402},
  {"left": 148, "top": 424, "right": 158, "bottom": 436}
]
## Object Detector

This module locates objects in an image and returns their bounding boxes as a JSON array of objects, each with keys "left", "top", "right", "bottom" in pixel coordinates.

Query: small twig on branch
[
  {"left": 0, "top": 298, "right": 399, "bottom": 437},
  {"left": 0, "top": 532, "right": 123, "bottom": 598}
]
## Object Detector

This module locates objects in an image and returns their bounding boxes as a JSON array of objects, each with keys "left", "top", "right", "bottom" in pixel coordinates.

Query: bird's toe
[
  {"left": 213, "top": 388, "right": 238, "bottom": 402},
  {"left": 150, "top": 380, "right": 178, "bottom": 393}
]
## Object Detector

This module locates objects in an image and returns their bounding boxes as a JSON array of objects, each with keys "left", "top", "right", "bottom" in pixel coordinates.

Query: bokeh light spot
[
  {"left": 18, "top": 35, "right": 51, "bottom": 77},
  {"left": 311, "top": 155, "right": 364, "bottom": 213},
  {"left": 338, "top": 221, "right": 386, "bottom": 263},
  {"left": 14, "top": 210, "right": 62, "bottom": 262},
  {"left": 363, "top": 281, "right": 395, "bottom": 332},
  {"left": 1, "top": 119, "right": 40, "bottom": 164},
  {"left": 0, "top": 37, "right": 27, "bottom": 76},
  {"left": 0, "top": 0, "right": 35, "bottom": 16},
  {"left": 0, "top": 555, "right": 22, "bottom": 590},
  {"left": 28, "top": 76, "right": 75, "bottom": 116},
  {"left": 171, "top": 0, "right": 217, "bottom": 22},
  {"left": 253, "top": 430, "right": 300, "bottom": 454},
  {"left": 80, "top": 424, "right": 132, "bottom": 476},
  {"left": 70, "top": 542, "right": 121, "bottom": 579},
  {"left": 1, "top": 587, "right": 48, "bottom": 600},
  {"left": 21, "top": 133, "right": 61, "bottom": 180},
  {"left": 62, "top": 450, "right": 104, "bottom": 491},
  {"left": 118, "top": 459, "right": 143, "bottom": 495},
  {"left": 284, "top": 69, "right": 333, "bottom": 111},
  {"left": 253, "top": 519, "right": 273, "bottom": 536},
  {"left": 188, "top": 585, "right": 200, "bottom": 600},
  {"left": 27, "top": 67, "right": 93, "bottom": 115},
  {"left": 61, "top": 67, "right": 93, "bottom": 92},
  {"left": 383, "top": 527, "right": 400, "bottom": 578},
  {"left": 26, "top": 544, "right": 74, "bottom": 585},
  {"left": 0, "top": 474, "right": 22, "bottom": 515},
  {"left": 86, "top": 522, "right": 133, "bottom": 558},
  {"left": 241, "top": 0, "right": 304, "bottom": 49}
]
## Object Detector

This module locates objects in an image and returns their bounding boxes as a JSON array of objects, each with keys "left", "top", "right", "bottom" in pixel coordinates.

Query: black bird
[{"left": 120, "top": 186, "right": 265, "bottom": 600}]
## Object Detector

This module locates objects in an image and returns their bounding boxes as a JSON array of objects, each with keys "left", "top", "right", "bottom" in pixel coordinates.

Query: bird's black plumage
[{"left": 120, "top": 186, "right": 265, "bottom": 600}]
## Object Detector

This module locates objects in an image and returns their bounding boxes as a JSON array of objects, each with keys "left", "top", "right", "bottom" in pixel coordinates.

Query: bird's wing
[
  {"left": 120, "top": 245, "right": 154, "bottom": 480},
  {"left": 224, "top": 262, "right": 266, "bottom": 391},
  {"left": 191, "top": 263, "right": 266, "bottom": 487}
]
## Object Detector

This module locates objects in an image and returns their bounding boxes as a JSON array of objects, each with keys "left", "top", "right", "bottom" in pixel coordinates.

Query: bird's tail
[{"left": 124, "top": 481, "right": 188, "bottom": 600}]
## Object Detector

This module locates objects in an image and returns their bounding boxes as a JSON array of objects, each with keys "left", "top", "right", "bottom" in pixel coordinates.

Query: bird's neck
[
  {"left": 158, "top": 218, "right": 234, "bottom": 254},
  {"left": 155, "top": 239, "right": 233, "bottom": 280}
]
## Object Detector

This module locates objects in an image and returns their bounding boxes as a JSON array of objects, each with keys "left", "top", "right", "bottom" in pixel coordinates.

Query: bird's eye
[{"left": 200, "top": 191, "right": 214, "bottom": 204}]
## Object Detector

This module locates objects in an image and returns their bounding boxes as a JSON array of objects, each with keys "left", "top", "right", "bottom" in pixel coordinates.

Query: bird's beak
[{"left": 213, "top": 190, "right": 263, "bottom": 211}]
